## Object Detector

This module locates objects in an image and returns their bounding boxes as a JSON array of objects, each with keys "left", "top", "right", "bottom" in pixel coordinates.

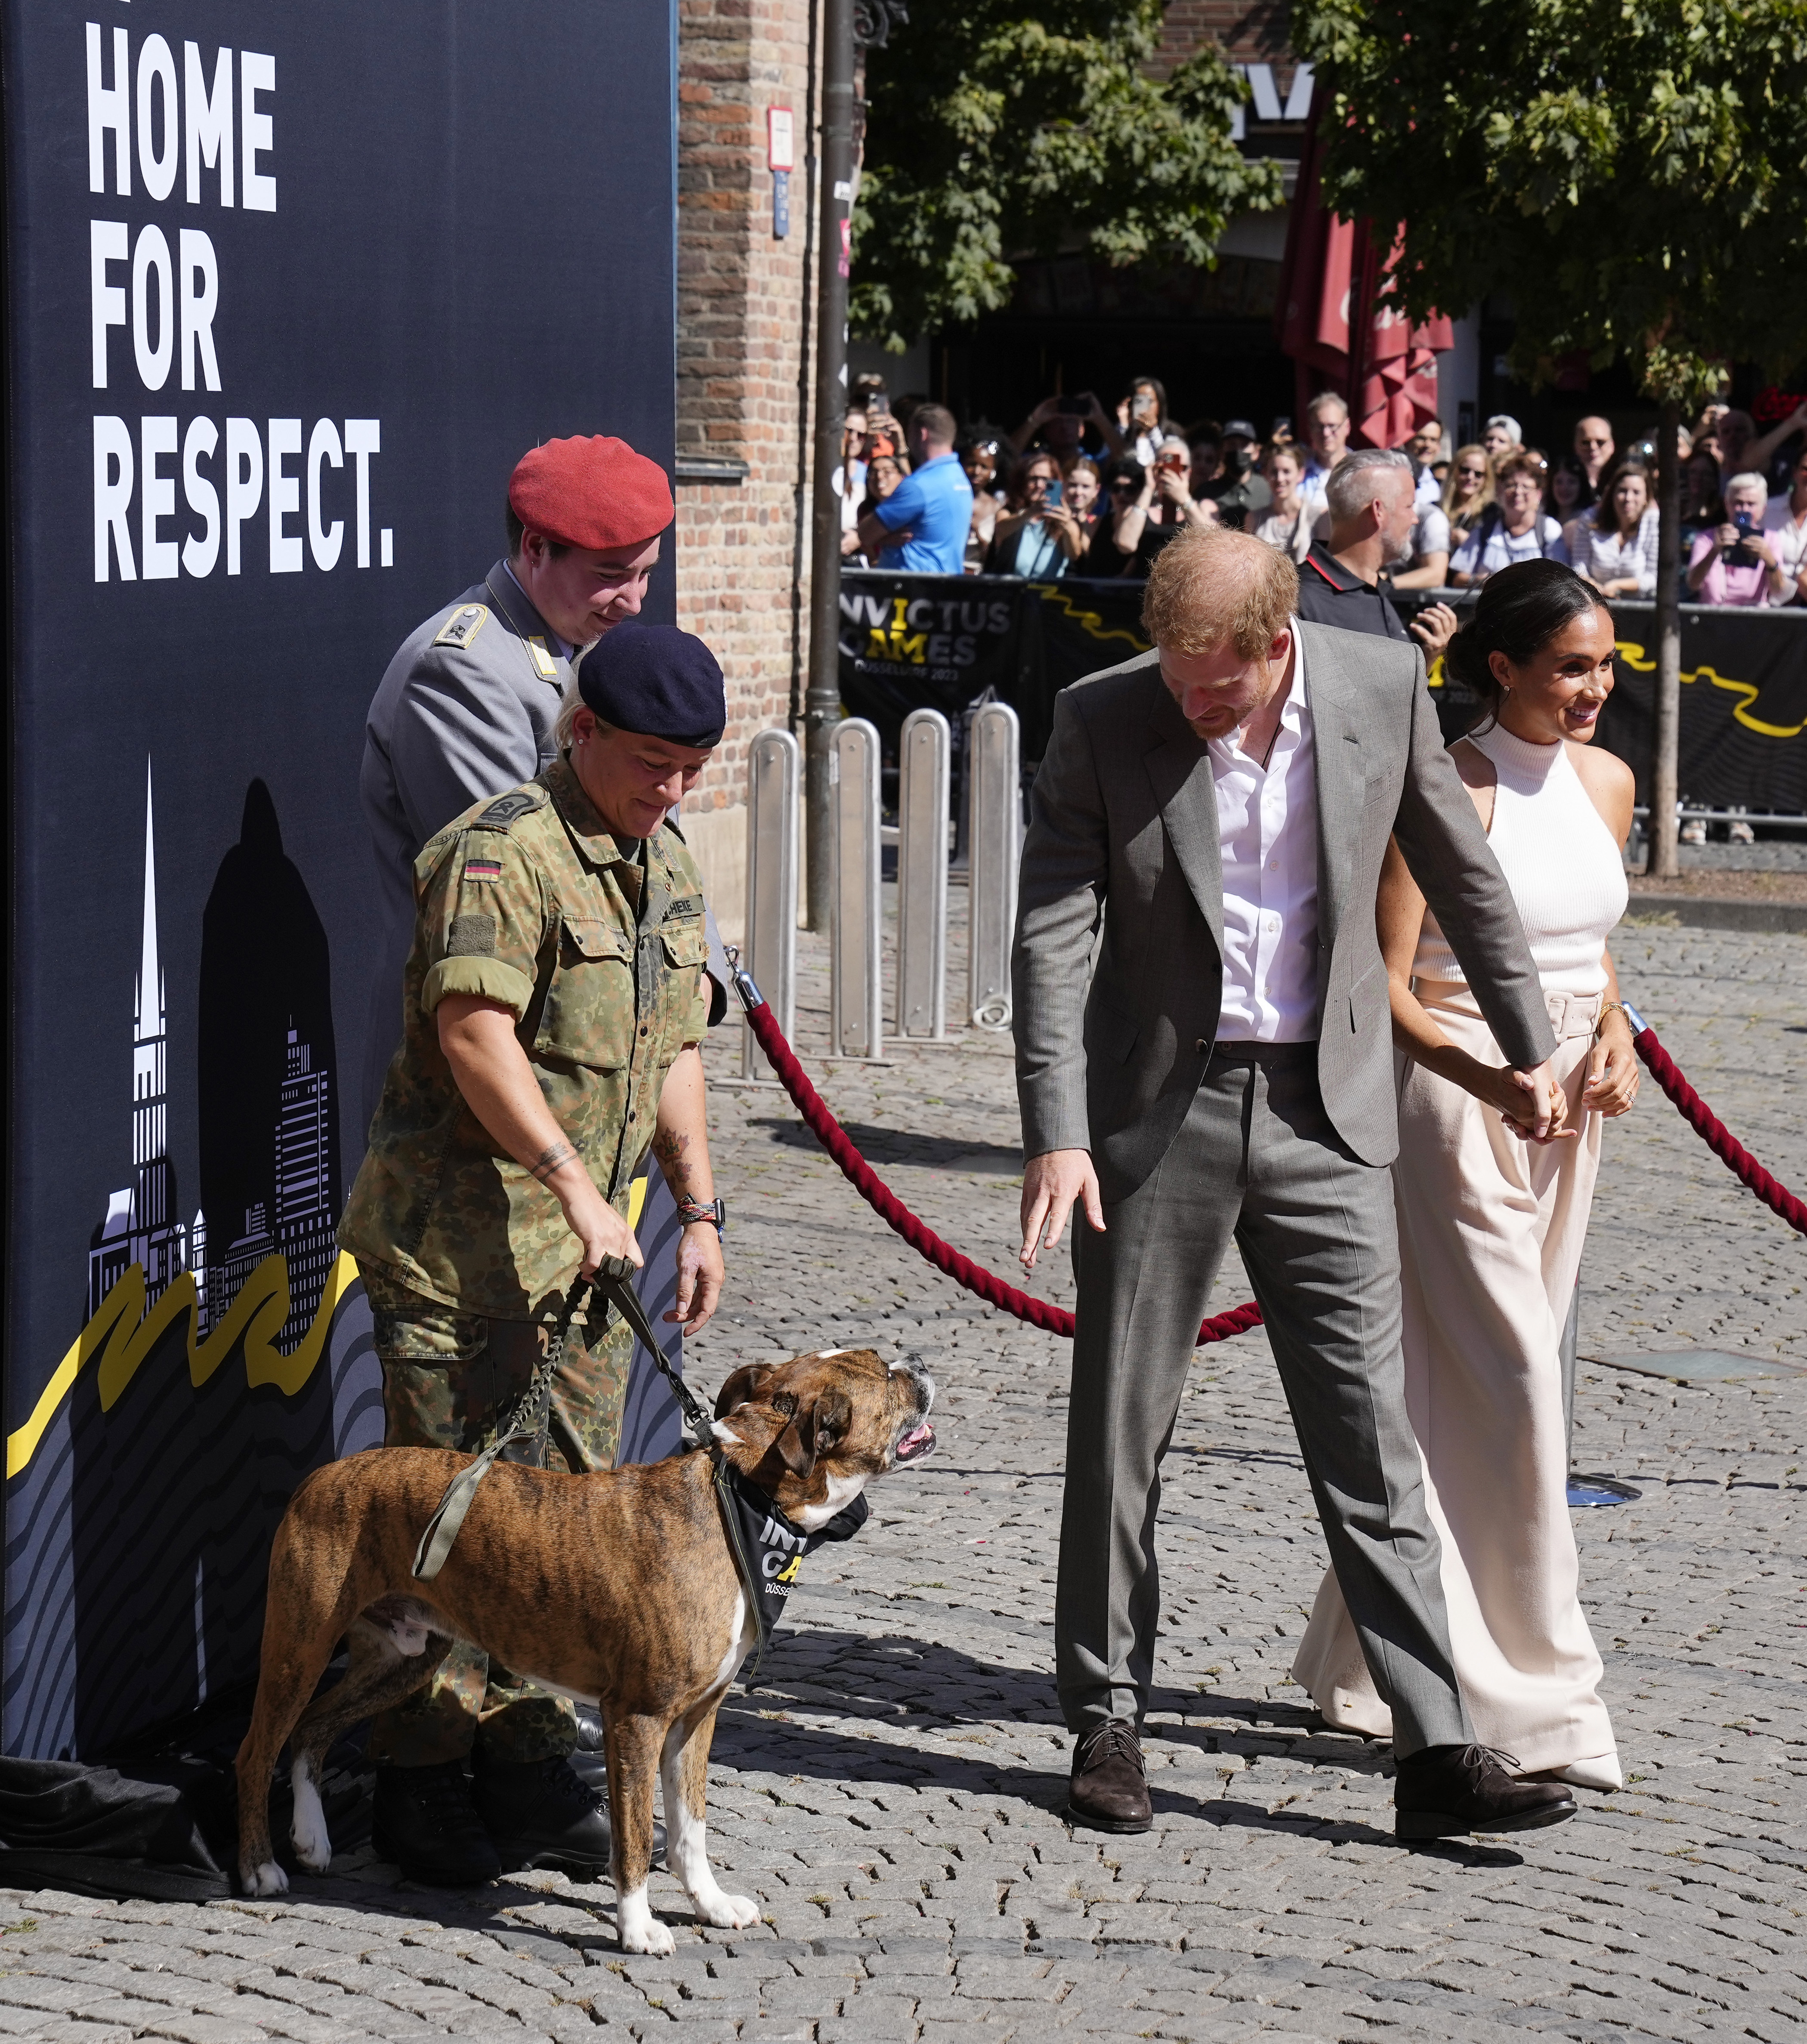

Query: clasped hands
[{"left": 1483, "top": 1015, "right": 1639, "bottom": 1141}]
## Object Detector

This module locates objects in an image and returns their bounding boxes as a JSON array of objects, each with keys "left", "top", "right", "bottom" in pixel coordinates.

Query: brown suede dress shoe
[
  {"left": 1067, "top": 1717, "right": 1152, "bottom": 1834},
  {"left": 1394, "top": 1744, "right": 1578, "bottom": 1841}
]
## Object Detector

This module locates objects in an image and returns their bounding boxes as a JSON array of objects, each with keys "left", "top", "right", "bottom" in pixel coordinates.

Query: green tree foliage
[
  {"left": 851, "top": 0, "right": 1282, "bottom": 352},
  {"left": 1289, "top": 0, "right": 1807, "bottom": 875},
  {"left": 1289, "top": 0, "right": 1807, "bottom": 401}
]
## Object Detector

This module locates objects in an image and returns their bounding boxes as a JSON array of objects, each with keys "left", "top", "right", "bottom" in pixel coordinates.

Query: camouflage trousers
[{"left": 359, "top": 1265, "right": 633, "bottom": 1769}]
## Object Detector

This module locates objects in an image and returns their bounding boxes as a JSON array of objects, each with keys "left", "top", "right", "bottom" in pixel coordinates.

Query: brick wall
[
  {"left": 674, "top": 0, "right": 819, "bottom": 939},
  {"left": 1150, "top": 0, "right": 1296, "bottom": 73}
]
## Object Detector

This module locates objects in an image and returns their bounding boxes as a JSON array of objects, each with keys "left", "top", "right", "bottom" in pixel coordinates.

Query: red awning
[{"left": 1276, "top": 112, "right": 1451, "bottom": 446}]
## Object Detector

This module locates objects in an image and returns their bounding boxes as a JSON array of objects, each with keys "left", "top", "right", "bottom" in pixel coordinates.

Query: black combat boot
[
  {"left": 371, "top": 1760, "right": 503, "bottom": 1886},
  {"left": 473, "top": 1754, "right": 615, "bottom": 1876}
]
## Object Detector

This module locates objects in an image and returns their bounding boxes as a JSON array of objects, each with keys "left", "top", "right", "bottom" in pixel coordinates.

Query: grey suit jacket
[{"left": 1011, "top": 624, "right": 1556, "bottom": 1198}]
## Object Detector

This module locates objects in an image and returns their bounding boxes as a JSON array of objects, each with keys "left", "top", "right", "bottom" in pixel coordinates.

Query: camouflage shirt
[{"left": 340, "top": 756, "right": 710, "bottom": 1318}]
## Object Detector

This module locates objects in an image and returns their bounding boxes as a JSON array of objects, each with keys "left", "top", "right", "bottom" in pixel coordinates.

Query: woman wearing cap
[{"left": 341, "top": 623, "right": 729, "bottom": 1889}]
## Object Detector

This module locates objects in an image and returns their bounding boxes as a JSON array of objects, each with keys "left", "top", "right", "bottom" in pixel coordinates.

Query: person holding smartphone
[
  {"left": 1687, "top": 472, "right": 1790, "bottom": 605},
  {"left": 1010, "top": 392, "right": 1124, "bottom": 466},
  {"left": 986, "top": 451, "right": 1088, "bottom": 576}
]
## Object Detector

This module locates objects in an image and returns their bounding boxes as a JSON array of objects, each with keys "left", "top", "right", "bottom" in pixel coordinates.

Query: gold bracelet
[{"left": 1596, "top": 1000, "right": 1627, "bottom": 1037}]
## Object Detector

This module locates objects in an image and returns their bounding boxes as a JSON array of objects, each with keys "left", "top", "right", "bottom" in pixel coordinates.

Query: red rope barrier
[
  {"left": 1632, "top": 1025, "right": 1807, "bottom": 1238},
  {"left": 731, "top": 973, "right": 1804, "bottom": 1351},
  {"left": 738, "top": 997, "right": 1266, "bottom": 1347}
]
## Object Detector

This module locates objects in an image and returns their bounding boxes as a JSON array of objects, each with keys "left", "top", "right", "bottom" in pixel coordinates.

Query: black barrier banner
[
  {"left": 1594, "top": 603, "right": 1807, "bottom": 813},
  {"left": 843, "top": 574, "right": 1807, "bottom": 814},
  {"left": 3, "top": 1, "right": 677, "bottom": 1760},
  {"left": 840, "top": 572, "right": 1152, "bottom": 761},
  {"left": 838, "top": 575, "right": 1020, "bottom": 747}
]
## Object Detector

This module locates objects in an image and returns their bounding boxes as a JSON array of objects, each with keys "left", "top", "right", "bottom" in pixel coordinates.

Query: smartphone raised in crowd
[{"left": 1044, "top": 479, "right": 1064, "bottom": 508}]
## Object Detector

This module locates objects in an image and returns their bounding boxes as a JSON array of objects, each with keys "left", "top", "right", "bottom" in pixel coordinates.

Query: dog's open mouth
[{"left": 893, "top": 1422, "right": 936, "bottom": 1463}]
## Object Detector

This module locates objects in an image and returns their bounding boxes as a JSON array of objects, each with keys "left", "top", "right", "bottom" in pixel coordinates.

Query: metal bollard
[
  {"left": 896, "top": 707, "right": 950, "bottom": 1040},
  {"left": 966, "top": 700, "right": 1020, "bottom": 1033},
  {"left": 830, "top": 718, "right": 883, "bottom": 1061},
  {"left": 741, "top": 727, "right": 800, "bottom": 1081}
]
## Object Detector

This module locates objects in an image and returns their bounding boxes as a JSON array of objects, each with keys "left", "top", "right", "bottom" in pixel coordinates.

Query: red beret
[{"left": 508, "top": 435, "right": 674, "bottom": 552}]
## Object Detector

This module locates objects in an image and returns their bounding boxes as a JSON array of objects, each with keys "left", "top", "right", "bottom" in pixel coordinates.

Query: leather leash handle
[{"left": 593, "top": 1254, "right": 714, "bottom": 1447}]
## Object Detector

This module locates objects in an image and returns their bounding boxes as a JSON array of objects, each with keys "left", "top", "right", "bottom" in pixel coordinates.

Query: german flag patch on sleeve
[{"left": 463, "top": 857, "right": 503, "bottom": 884}]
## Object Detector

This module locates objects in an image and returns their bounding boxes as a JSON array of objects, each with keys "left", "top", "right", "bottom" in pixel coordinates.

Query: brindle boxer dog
[{"left": 235, "top": 1347, "right": 934, "bottom": 1951}]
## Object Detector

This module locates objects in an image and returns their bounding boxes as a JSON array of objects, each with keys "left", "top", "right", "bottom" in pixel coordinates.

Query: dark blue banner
[{"left": 4, "top": 0, "right": 677, "bottom": 1757}]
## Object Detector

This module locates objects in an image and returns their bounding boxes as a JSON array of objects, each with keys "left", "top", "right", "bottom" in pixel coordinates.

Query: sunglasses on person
[{"left": 1456, "top": 463, "right": 1486, "bottom": 483}]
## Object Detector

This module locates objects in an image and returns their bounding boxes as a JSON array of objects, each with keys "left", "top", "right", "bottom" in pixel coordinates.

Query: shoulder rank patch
[
  {"left": 471, "top": 786, "right": 550, "bottom": 832},
  {"left": 525, "top": 636, "right": 560, "bottom": 681},
  {"left": 434, "top": 603, "right": 489, "bottom": 650}
]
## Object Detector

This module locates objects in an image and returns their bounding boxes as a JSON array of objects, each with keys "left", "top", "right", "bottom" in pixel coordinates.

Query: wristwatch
[{"left": 676, "top": 1197, "right": 726, "bottom": 1233}]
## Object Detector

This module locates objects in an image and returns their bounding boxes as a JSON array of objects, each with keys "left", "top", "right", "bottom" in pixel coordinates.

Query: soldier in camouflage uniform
[{"left": 340, "top": 624, "right": 729, "bottom": 1886}]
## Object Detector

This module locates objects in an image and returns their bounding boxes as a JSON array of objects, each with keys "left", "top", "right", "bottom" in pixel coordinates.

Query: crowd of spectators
[{"left": 833, "top": 374, "right": 1807, "bottom": 620}]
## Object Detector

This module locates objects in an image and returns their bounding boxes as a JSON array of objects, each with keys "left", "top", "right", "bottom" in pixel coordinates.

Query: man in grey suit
[{"left": 1012, "top": 525, "right": 1578, "bottom": 1841}]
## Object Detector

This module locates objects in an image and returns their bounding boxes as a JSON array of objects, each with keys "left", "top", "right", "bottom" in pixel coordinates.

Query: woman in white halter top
[{"left": 1292, "top": 561, "right": 1639, "bottom": 1791}]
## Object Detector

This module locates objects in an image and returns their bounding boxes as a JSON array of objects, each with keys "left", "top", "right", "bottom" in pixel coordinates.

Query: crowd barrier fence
[{"left": 839, "top": 572, "right": 1807, "bottom": 816}]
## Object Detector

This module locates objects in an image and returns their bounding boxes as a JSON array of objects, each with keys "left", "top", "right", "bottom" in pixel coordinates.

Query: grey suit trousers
[{"left": 1056, "top": 1041, "right": 1472, "bottom": 1756}]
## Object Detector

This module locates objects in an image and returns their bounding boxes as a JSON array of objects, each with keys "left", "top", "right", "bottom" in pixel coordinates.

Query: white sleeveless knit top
[{"left": 1413, "top": 723, "right": 1628, "bottom": 996}]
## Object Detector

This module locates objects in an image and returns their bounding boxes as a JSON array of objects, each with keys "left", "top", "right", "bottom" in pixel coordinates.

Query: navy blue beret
[{"left": 578, "top": 625, "right": 726, "bottom": 747}]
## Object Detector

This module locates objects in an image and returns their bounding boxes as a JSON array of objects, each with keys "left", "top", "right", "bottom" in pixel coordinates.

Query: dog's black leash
[
  {"left": 581, "top": 1266, "right": 781, "bottom": 1682},
  {"left": 411, "top": 1260, "right": 711, "bottom": 1582}
]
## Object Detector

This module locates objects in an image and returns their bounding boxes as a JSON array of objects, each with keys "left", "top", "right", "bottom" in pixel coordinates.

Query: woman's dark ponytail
[{"left": 1444, "top": 559, "right": 1607, "bottom": 725}]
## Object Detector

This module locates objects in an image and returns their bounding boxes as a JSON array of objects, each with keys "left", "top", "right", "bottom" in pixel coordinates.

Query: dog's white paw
[
  {"left": 615, "top": 1885, "right": 674, "bottom": 1956},
  {"left": 695, "top": 1888, "right": 761, "bottom": 1931},
  {"left": 289, "top": 1757, "right": 332, "bottom": 1872},
  {"left": 242, "top": 1861, "right": 289, "bottom": 1898},
  {"left": 290, "top": 1829, "right": 332, "bottom": 1873},
  {"left": 619, "top": 1917, "right": 676, "bottom": 1957}
]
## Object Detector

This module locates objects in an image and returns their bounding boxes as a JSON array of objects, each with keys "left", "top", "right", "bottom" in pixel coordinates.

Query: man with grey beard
[{"left": 1294, "top": 448, "right": 1457, "bottom": 663}]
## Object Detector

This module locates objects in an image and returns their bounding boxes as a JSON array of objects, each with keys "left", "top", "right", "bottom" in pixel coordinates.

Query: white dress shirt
[{"left": 1210, "top": 625, "right": 1320, "bottom": 1041}]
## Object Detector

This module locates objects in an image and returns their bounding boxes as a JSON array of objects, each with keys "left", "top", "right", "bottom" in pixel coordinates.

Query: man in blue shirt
[{"left": 858, "top": 404, "right": 972, "bottom": 573}]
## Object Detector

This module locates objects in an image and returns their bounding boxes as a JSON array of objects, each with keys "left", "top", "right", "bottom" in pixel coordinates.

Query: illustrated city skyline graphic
[{"left": 86, "top": 766, "right": 339, "bottom": 1349}]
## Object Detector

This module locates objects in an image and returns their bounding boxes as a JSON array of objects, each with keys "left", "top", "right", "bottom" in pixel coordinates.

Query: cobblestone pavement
[{"left": 5, "top": 914, "right": 1805, "bottom": 2040}]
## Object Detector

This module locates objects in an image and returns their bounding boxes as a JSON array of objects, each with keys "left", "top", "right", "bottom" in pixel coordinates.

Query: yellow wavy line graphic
[
  {"left": 6, "top": 1249, "right": 362, "bottom": 1482},
  {"left": 1613, "top": 638, "right": 1807, "bottom": 741},
  {"left": 7, "top": 1176, "right": 656, "bottom": 1483},
  {"left": 1029, "top": 583, "right": 1151, "bottom": 653}
]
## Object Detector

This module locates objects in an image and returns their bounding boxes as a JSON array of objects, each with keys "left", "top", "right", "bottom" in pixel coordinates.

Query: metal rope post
[
  {"left": 829, "top": 717, "right": 883, "bottom": 1060},
  {"left": 896, "top": 707, "right": 950, "bottom": 1042},
  {"left": 966, "top": 700, "right": 1020, "bottom": 1032},
  {"left": 742, "top": 728, "right": 800, "bottom": 1081}
]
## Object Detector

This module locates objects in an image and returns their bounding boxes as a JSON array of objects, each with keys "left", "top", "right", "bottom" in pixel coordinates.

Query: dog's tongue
[{"left": 895, "top": 1422, "right": 936, "bottom": 1462}]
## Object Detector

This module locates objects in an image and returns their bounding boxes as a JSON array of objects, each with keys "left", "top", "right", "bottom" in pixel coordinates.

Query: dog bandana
[{"left": 716, "top": 1463, "right": 869, "bottom": 1680}]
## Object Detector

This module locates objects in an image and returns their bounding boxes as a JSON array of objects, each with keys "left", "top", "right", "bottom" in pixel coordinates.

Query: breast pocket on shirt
[{"left": 535, "top": 917, "right": 633, "bottom": 1071}]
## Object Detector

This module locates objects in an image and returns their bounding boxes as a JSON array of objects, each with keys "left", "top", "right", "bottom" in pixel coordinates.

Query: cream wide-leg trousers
[{"left": 1291, "top": 987, "right": 1619, "bottom": 1775}]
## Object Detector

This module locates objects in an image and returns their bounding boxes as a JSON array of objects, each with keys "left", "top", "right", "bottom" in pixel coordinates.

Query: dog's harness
[{"left": 409, "top": 1260, "right": 865, "bottom": 1681}]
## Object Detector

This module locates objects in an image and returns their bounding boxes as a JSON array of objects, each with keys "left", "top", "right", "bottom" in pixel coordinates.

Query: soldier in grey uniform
[{"left": 360, "top": 434, "right": 676, "bottom": 1127}]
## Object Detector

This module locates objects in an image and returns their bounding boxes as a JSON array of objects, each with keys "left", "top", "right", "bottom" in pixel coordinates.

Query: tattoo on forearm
[
  {"left": 652, "top": 1126, "right": 698, "bottom": 1198},
  {"left": 528, "top": 1140, "right": 578, "bottom": 1183}
]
